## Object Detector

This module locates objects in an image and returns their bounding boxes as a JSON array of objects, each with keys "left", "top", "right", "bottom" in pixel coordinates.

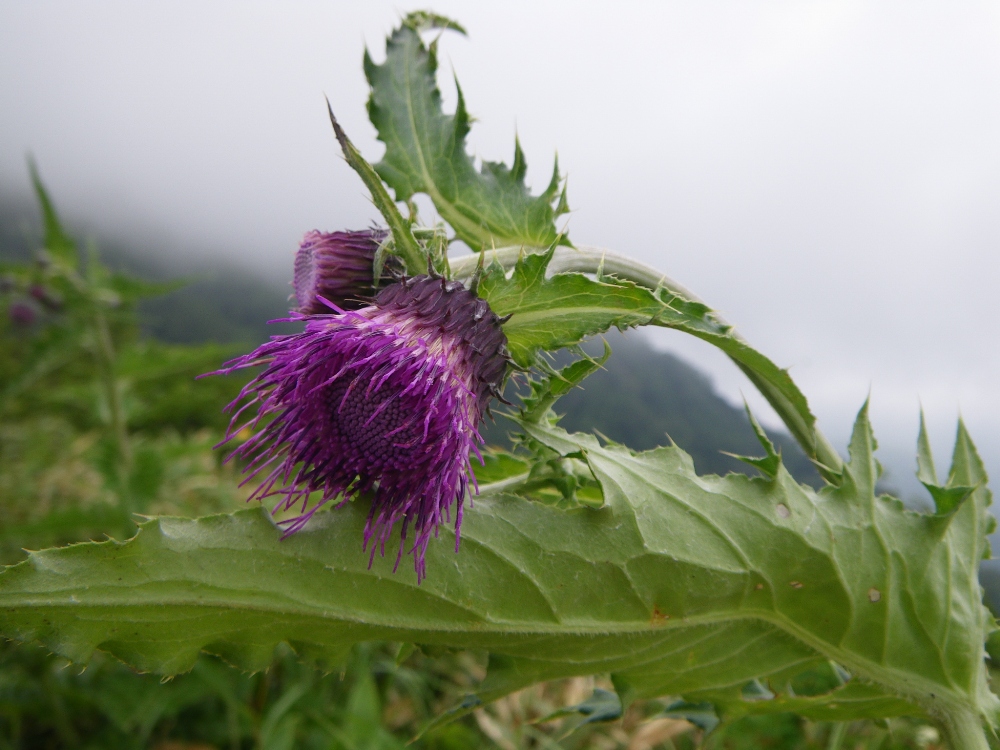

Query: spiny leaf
[
  {"left": 477, "top": 249, "right": 825, "bottom": 477},
  {"left": 918, "top": 411, "right": 977, "bottom": 516},
  {"left": 479, "top": 249, "right": 721, "bottom": 367},
  {"left": 723, "top": 405, "right": 782, "bottom": 479},
  {"left": 401, "top": 10, "right": 467, "bottom": 35},
  {"left": 948, "top": 418, "right": 988, "bottom": 490},
  {"left": 365, "top": 21, "right": 568, "bottom": 250},
  {"left": 456, "top": 245, "right": 834, "bottom": 479},
  {"left": 533, "top": 687, "right": 622, "bottom": 728},
  {"left": 28, "top": 161, "right": 78, "bottom": 269},
  {"left": 0, "top": 405, "right": 995, "bottom": 732},
  {"left": 917, "top": 410, "right": 940, "bottom": 488},
  {"left": 659, "top": 701, "right": 719, "bottom": 734},
  {"left": 325, "top": 102, "right": 427, "bottom": 275},
  {"left": 520, "top": 341, "right": 611, "bottom": 423}
]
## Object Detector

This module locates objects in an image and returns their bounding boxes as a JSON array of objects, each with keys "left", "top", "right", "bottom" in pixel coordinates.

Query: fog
[{"left": 2, "top": 1, "right": 998, "bottom": 499}]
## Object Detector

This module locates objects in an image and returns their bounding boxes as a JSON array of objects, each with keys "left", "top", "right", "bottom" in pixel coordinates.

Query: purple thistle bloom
[
  {"left": 293, "top": 229, "right": 402, "bottom": 314},
  {"left": 217, "top": 275, "right": 509, "bottom": 581},
  {"left": 8, "top": 300, "right": 37, "bottom": 326}
]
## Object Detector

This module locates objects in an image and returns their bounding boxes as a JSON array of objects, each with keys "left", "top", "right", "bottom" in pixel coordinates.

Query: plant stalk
[
  {"left": 934, "top": 705, "right": 989, "bottom": 750},
  {"left": 825, "top": 722, "right": 847, "bottom": 750},
  {"left": 450, "top": 245, "right": 844, "bottom": 476},
  {"left": 93, "top": 308, "right": 133, "bottom": 512}
]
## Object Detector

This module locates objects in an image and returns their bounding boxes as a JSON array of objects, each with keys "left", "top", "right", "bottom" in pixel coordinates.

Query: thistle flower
[
  {"left": 292, "top": 229, "right": 402, "bottom": 313},
  {"left": 218, "top": 275, "right": 509, "bottom": 580},
  {"left": 8, "top": 300, "right": 37, "bottom": 326}
]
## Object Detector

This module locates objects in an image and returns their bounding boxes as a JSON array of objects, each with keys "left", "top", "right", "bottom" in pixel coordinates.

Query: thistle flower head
[
  {"left": 218, "top": 275, "right": 509, "bottom": 580},
  {"left": 8, "top": 300, "right": 37, "bottom": 326},
  {"left": 293, "top": 229, "right": 401, "bottom": 313}
]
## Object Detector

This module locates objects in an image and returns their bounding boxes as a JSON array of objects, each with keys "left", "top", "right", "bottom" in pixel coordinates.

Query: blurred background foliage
[{"left": 0, "top": 181, "right": 965, "bottom": 748}]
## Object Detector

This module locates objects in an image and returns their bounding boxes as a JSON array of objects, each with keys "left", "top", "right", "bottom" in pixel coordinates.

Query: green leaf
[
  {"left": 480, "top": 249, "right": 723, "bottom": 368},
  {"left": 917, "top": 411, "right": 978, "bottom": 516},
  {"left": 723, "top": 405, "right": 782, "bottom": 479},
  {"left": 478, "top": 250, "right": 823, "bottom": 476},
  {"left": 365, "top": 22, "right": 568, "bottom": 250},
  {"left": 659, "top": 700, "right": 719, "bottom": 734},
  {"left": 917, "top": 411, "right": 940, "bottom": 488},
  {"left": 452, "top": 245, "right": 841, "bottom": 480},
  {"left": 401, "top": 10, "right": 467, "bottom": 35},
  {"left": 480, "top": 250, "right": 828, "bottom": 480},
  {"left": 519, "top": 342, "right": 611, "bottom": 424},
  {"left": 29, "top": 159, "right": 78, "bottom": 268},
  {"left": 325, "top": 101, "right": 427, "bottom": 276},
  {"left": 0, "top": 405, "right": 995, "bottom": 734},
  {"left": 534, "top": 687, "right": 622, "bottom": 727},
  {"left": 471, "top": 451, "right": 530, "bottom": 485}
]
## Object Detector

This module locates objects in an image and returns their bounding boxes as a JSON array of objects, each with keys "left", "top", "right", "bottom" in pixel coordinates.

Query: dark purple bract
[{"left": 217, "top": 275, "right": 509, "bottom": 580}]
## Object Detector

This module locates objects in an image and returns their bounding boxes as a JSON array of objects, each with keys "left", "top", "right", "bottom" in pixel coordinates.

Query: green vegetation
[
  {"left": 1, "top": 11, "right": 995, "bottom": 747},
  {"left": 0, "top": 182, "right": 954, "bottom": 749}
]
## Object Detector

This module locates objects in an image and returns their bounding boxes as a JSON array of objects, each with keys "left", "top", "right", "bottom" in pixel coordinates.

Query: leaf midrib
[{"left": 1, "top": 593, "right": 960, "bottom": 712}]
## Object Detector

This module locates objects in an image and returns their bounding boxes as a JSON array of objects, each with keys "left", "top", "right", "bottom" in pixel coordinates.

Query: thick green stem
[
  {"left": 93, "top": 308, "right": 133, "bottom": 512},
  {"left": 935, "top": 704, "right": 989, "bottom": 750},
  {"left": 825, "top": 722, "right": 847, "bottom": 750},
  {"left": 450, "top": 246, "right": 844, "bottom": 475}
]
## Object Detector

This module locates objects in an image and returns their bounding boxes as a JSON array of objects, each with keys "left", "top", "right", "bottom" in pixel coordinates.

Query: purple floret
[{"left": 216, "top": 275, "right": 509, "bottom": 581}]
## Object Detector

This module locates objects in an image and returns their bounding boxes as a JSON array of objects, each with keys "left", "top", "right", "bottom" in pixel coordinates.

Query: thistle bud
[
  {"left": 292, "top": 229, "right": 402, "bottom": 313},
  {"left": 8, "top": 300, "right": 37, "bottom": 326}
]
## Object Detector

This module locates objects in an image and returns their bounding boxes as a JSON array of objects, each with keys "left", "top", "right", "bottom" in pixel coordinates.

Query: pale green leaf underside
[
  {"left": 365, "top": 25, "right": 567, "bottom": 251},
  {"left": 0, "top": 406, "right": 994, "bottom": 727}
]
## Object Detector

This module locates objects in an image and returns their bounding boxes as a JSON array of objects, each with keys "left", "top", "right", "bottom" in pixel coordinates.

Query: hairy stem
[
  {"left": 93, "top": 308, "right": 133, "bottom": 511},
  {"left": 825, "top": 722, "right": 847, "bottom": 750},
  {"left": 451, "top": 246, "right": 844, "bottom": 476},
  {"left": 934, "top": 705, "right": 989, "bottom": 750}
]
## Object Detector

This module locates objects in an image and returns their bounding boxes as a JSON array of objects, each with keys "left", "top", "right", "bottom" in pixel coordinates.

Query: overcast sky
[{"left": 2, "top": 1, "right": 998, "bottom": 499}]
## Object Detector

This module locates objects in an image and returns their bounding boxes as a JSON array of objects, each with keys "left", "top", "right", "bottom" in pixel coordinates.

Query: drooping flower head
[
  {"left": 293, "top": 229, "right": 402, "bottom": 313},
  {"left": 217, "top": 275, "right": 509, "bottom": 580}
]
